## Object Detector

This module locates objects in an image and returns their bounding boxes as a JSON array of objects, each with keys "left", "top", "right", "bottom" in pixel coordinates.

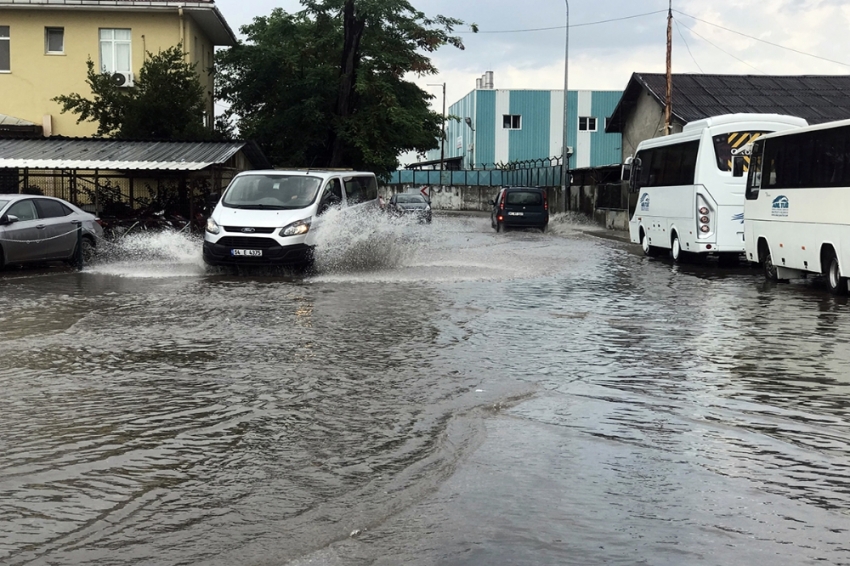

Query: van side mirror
[{"left": 732, "top": 156, "right": 745, "bottom": 177}]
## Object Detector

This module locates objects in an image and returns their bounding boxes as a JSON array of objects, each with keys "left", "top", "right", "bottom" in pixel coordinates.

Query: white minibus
[
  {"left": 740, "top": 118, "right": 850, "bottom": 294},
  {"left": 625, "top": 114, "right": 807, "bottom": 263},
  {"left": 203, "top": 170, "right": 379, "bottom": 267}
]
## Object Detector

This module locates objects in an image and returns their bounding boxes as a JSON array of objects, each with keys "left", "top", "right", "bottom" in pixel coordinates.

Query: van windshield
[{"left": 223, "top": 175, "right": 322, "bottom": 210}]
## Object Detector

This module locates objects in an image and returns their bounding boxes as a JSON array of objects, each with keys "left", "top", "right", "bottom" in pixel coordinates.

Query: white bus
[
  {"left": 741, "top": 118, "right": 850, "bottom": 294},
  {"left": 625, "top": 114, "right": 808, "bottom": 263}
]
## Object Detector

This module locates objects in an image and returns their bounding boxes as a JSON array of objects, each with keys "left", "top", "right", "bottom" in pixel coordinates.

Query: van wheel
[
  {"left": 671, "top": 233, "right": 688, "bottom": 263},
  {"left": 640, "top": 229, "right": 662, "bottom": 257},
  {"left": 826, "top": 254, "right": 848, "bottom": 295}
]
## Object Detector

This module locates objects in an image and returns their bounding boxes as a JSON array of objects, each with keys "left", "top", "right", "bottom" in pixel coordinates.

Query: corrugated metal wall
[
  {"left": 509, "top": 91, "right": 551, "bottom": 161},
  {"left": 424, "top": 88, "right": 622, "bottom": 169},
  {"left": 590, "top": 90, "right": 624, "bottom": 166}
]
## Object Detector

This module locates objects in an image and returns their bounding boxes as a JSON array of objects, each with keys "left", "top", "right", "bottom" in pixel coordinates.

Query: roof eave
[{"left": 0, "top": 1, "right": 237, "bottom": 46}]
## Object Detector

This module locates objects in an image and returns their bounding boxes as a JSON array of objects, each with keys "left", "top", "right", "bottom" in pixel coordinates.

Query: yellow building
[{"left": 0, "top": 0, "right": 236, "bottom": 137}]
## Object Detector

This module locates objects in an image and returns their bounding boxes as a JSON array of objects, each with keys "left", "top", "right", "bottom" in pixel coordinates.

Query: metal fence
[{"left": 389, "top": 157, "right": 565, "bottom": 188}]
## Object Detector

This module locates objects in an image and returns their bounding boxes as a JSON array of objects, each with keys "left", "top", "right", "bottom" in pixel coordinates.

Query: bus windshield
[{"left": 713, "top": 132, "right": 767, "bottom": 172}]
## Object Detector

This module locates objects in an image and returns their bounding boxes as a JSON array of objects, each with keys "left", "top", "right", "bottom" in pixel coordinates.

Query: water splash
[
  {"left": 86, "top": 230, "right": 206, "bottom": 278},
  {"left": 311, "top": 207, "right": 428, "bottom": 273}
]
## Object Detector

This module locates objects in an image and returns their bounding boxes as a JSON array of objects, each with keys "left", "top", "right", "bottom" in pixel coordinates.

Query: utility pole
[{"left": 664, "top": 0, "right": 673, "bottom": 135}]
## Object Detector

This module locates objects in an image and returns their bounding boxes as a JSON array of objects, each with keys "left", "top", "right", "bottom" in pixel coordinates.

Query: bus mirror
[
  {"left": 621, "top": 162, "right": 632, "bottom": 183},
  {"left": 628, "top": 157, "right": 641, "bottom": 192},
  {"left": 732, "top": 156, "right": 745, "bottom": 177}
]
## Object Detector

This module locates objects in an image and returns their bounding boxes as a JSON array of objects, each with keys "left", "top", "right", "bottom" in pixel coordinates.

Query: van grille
[
  {"left": 223, "top": 226, "right": 276, "bottom": 234},
  {"left": 217, "top": 236, "right": 279, "bottom": 249}
]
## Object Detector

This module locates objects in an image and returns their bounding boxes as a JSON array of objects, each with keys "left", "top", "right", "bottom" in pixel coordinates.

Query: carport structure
[{"left": 0, "top": 137, "right": 270, "bottom": 223}]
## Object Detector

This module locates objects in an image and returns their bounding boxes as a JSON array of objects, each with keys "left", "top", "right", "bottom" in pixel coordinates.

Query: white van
[{"left": 203, "top": 170, "right": 379, "bottom": 267}]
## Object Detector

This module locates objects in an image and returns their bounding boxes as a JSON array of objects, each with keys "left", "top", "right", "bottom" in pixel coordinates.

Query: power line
[
  {"left": 459, "top": 10, "right": 667, "bottom": 34},
  {"left": 675, "top": 19, "right": 765, "bottom": 74},
  {"left": 674, "top": 19, "right": 703, "bottom": 73},
  {"left": 674, "top": 9, "right": 850, "bottom": 69}
]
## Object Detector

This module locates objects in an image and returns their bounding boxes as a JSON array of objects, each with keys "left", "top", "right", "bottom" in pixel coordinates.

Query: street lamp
[
  {"left": 427, "top": 82, "right": 446, "bottom": 204},
  {"left": 562, "top": 0, "right": 569, "bottom": 211}
]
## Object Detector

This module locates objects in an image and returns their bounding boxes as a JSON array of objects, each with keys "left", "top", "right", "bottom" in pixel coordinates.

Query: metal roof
[
  {"left": 606, "top": 73, "right": 850, "bottom": 133},
  {"left": 0, "top": 138, "right": 271, "bottom": 171},
  {"left": 0, "top": 114, "right": 36, "bottom": 127}
]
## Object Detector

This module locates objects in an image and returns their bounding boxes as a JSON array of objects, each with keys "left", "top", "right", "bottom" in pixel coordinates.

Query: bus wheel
[
  {"left": 827, "top": 254, "right": 848, "bottom": 295},
  {"left": 640, "top": 229, "right": 662, "bottom": 257},
  {"left": 763, "top": 248, "right": 779, "bottom": 281},
  {"left": 671, "top": 233, "right": 688, "bottom": 263}
]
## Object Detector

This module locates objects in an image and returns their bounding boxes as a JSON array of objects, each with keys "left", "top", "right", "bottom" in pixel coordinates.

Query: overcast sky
[{"left": 214, "top": 0, "right": 850, "bottom": 110}]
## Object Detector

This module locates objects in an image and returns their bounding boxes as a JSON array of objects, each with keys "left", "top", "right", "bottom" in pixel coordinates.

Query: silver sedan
[{"left": 0, "top": 194, "right": 103, "bottom": 268}]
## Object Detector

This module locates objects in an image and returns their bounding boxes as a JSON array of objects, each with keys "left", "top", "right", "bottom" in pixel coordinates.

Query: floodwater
[{"left": 1, "top": 210, "right": 849, "bottom": 566}]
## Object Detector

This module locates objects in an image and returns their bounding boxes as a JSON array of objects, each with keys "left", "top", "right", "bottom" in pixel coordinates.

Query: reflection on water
[{"left": 1, "top": 215, "right": 850, "bottom": 565}]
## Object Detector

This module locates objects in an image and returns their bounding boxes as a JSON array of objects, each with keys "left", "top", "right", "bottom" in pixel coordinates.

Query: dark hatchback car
[
  {"left": 386, "top": 193, "right": 432, "bottom": 223},
  {"left": 490, "top": 186, "right": 549, "bottom": 232}
]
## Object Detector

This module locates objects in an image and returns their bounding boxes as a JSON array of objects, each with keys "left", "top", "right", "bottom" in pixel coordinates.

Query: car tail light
[
  {"left": 543, "top": 191, "right": 548, "bottom": 211},
  {"left": 499, "top": 191, "right": 506, "bottom": 211},
  {"left": 95, "top": 217, "right": 103, "bottom": 226}
]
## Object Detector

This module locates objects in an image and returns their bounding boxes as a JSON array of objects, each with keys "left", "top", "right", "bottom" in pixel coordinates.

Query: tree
[
  {"left": 54, "top": 46, "right": 209, "bottom": 139},
  {"left": 215, "top": 0, "right": 476, "bottom": 178}
]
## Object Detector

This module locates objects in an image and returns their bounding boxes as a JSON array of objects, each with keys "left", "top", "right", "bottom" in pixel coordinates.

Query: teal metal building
[{"left": 422, "top": 86, "right": 623, "bottom": 170}]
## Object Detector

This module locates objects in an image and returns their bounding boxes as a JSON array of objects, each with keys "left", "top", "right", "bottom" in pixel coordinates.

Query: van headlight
[
  {"left": 206, "top": 218, "right": 221, "bottom": 234},
  {"left": 280, "top": 219, "right": 311, "bottom": 237}
]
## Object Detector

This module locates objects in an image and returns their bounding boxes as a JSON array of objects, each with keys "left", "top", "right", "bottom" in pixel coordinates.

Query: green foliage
[
  {"left": 215, "top": 0, "right": 475, "bottom": 178},
  {"left": 54, "top": 46, "right": 209, "bottom": 140}
]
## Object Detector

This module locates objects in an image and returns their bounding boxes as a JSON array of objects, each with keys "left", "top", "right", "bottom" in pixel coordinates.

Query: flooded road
[{"left": 1, "top": 212, "right": 849, "bottom": 565}]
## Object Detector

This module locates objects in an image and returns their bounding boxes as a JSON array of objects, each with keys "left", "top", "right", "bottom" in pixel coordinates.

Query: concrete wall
[
  {"left": 620, "top": 90, "right": 684, "bottom": 162},
  {"left": 379, "top": 184, "right": 568, "bottom": 214}
]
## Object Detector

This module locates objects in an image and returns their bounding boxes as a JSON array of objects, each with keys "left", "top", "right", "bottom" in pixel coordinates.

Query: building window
[
  {"left": 45, "top": 27, "right": 64, "bottom": 54},
  {"left": 99, "top": 28, "right": 131, "bottom": 74},
  {"left": 0, "top": 26, "right": 9, "bottom": 72},
  {"left": 579, "top": 117, "right": 597, "bottom": 132},
  {"left": 503, "top": 114, "right": 521, "bottom": 130}
]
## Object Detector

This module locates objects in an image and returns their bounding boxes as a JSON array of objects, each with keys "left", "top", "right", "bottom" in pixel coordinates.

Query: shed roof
[
  {"left": 606, "top": 73, "right": 850, "bottom": 133},
  {"left": 0, "top": 138, "right": 271, "bottom": 171}
]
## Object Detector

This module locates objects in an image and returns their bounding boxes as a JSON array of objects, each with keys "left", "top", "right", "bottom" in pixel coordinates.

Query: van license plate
[
  {"left": 508, "top": 212, "right": 524, "bottom": 216},
  {"left": 232, "top": 249, "right": 263, "bottom": 257}
]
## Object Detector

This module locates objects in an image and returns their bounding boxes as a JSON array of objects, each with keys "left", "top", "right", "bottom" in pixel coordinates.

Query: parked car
[
  {"left": 490, "top": 186, "right": 549, "bottom": 232},
  {"left": 0, "top": 194, "right": 102, "bottom": 268},
  {"left": 386, "top": 193, "right": 432, "bottom": 223}
]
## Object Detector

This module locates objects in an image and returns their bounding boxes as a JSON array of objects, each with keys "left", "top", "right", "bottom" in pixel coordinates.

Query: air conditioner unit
[{"left": 110, "top": 71, "right": 134, "bottom": 88}]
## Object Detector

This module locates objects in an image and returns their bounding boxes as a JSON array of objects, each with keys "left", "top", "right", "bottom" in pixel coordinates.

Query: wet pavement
[{"left": 1, "top": 211, "right": 849, "bottom": 565}]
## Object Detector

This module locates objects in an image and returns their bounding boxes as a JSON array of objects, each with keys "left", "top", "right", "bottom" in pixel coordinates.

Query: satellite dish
[{"left": 110, "top": 72, "right": 127, "bottom": 87}]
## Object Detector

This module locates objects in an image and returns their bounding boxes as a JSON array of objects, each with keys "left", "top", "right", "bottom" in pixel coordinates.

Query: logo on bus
[
  {"left": 731, "top": 212, "right": 744, "bottom": 224},
  {"left": 640, "top": 193, "right": 650, "bottom": 211},
  {"left": 771, "top": 195, "right": 789, "bottom": 217}
]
